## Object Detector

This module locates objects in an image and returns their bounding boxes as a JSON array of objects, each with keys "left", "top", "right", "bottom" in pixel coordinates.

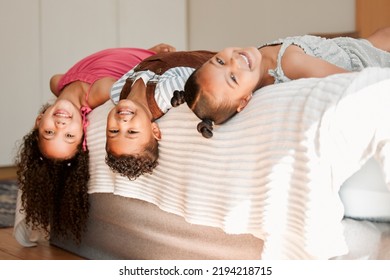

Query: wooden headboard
[{"left": 356, "top": 0, "right": 390, "bottom": 38}]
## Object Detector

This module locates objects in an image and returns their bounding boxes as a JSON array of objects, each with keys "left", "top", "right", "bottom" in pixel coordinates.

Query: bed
[{"left": 14, "top": 67, "right": 390, "bottom": 260}]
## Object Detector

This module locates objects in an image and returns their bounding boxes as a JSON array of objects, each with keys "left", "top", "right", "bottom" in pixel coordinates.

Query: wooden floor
[
  {"left": 0, "top": 166, "right": 85, "bottom": 260},
  {"left": 0, "top": 227, "right": 84, "bottom": 260}
]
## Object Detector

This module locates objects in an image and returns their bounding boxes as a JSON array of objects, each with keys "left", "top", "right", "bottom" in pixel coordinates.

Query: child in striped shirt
[{"left": 105, "top": 50, "right": 215, "bottom": 180}]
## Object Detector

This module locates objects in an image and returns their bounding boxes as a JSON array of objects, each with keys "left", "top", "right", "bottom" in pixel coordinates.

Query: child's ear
[
  {"left": 236, "top": 93, "right": 253, "bottom": 112},
  {"left": 35, "top": 114, "right": 43, "bottom": 128},
  {"left": 151, "top": 122, "right": 162, "bottom": 140}
]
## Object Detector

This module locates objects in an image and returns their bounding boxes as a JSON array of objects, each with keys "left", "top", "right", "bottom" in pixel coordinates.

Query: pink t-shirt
[{"left": 57, "top": 47, "right": 156, "bottom": 92}]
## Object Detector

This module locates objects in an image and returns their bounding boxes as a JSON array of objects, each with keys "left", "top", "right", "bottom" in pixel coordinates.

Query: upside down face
[
  {"left": 35, "top": 99, "right": 83, "bottom": 160},
  {"left": 196, "top": 47, "right": 262, "bottom": 112},
  {"left": 106, "top": 99, "right": 161, "bottom": 156}
]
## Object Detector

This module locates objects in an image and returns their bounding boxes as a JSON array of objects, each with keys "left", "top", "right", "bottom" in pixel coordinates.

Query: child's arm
[
  {"left": 49, "top": 74, "right": 64, "bottom": 97},
  {"left": 282, "top": 45, "right": 349, "bottom": 80}
]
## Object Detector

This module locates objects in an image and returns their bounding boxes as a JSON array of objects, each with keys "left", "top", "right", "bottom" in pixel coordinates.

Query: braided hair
[
  {"left": 170, "top": 69, "right": 238, "bottom": 138},
  {"left": 171, "top": 90, "right": 213, "bottom": 138}
]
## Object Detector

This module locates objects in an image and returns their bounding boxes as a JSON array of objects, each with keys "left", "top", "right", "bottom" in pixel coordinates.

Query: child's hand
[{"left": 149, "top": 43, "right": 176, "bottom": 54}]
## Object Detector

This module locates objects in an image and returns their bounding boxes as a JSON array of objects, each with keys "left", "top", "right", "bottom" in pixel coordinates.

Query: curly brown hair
[
  {"left": 105, "top": 137, "right": 159, "bottom": 180},
  {"left": 15, "top": 127, "right": 90, "bottom": 243}
]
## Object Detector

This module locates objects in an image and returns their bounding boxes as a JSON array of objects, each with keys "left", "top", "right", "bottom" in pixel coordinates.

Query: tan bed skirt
[{"left": 50, "top": 193, "right": 263, "bottom": 260}]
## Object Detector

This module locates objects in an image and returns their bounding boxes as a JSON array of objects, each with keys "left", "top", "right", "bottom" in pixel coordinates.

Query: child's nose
[
  {"left": 120, "top": 114, "right": 133, "bottom": 123},
  {"left": 230, "top": 56, "right": 240, "bottom": 69}
]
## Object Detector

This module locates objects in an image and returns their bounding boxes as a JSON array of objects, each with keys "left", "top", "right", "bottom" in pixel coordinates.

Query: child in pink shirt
[{"left": 15, "top": 43, "right": 175, "bottom": 242}]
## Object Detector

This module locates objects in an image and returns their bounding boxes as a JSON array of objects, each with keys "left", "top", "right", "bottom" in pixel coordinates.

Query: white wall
[
  {"left": 188, "top": 0, "right": 355, "bottom": 50},
  {"left": 0, "top": 0, "right": 41, "bottom": 166},
  {"left": 40, "top": 0, "right": 187, "bottom": 103},
  {"left": 0, "top": 0, "right": 355, "bottom": 166}
]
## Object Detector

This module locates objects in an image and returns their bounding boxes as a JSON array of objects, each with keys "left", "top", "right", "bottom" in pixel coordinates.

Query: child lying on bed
[
  {"left": 105, "top": 50, "right": 215, "bottom": 180},
  {"left": 171, "top": 26, "right": 390, "bottom": 138},
  {"left": 15, "top": 43, "right": 175, "bottom": 242}
]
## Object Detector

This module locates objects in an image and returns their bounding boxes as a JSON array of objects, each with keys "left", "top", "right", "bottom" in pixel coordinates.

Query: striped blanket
[{"left": 15, "top": 67, "right": 390, "bottom": 259}]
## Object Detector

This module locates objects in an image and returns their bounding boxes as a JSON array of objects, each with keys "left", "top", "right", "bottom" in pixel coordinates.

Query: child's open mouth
[{"left": 53, "top": 109, "right": 72, "bottom": 118}]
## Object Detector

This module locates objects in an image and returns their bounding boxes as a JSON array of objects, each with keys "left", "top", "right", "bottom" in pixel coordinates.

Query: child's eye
[
  {"left": 45, "top": 130, "right": 54, "bottom": 135},
  {"left": 128, "top": 130, "right": 139, "bottom": 134},
  {"left": 109, "top": 129, "right": 119, "bottom": 134},
  {"left": 230, "top": 74, "right": 237, "bottom": 83},
  {"left": 216, "top": 57, "right": 224, "bottom": 65},
  {"left": 65, "top": 133, "right": 75, "bottom": 138}
]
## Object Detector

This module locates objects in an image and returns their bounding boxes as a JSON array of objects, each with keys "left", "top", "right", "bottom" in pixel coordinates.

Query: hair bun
[
  {"left": 171, "top": 90, "right": 186, "bottom": 107},
  {"left": 197, "top": 119, "right": 213, "bottom": 138}
]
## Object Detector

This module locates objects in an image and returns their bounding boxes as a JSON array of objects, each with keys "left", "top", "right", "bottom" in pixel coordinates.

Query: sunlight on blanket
[{"left": 224, "top": 199, "right": 251, "bottom": 233}]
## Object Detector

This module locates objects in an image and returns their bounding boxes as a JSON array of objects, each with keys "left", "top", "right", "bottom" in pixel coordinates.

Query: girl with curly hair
[
  {"left": 15, "top": 43, "right": 175, "bottom": 242},
  {"left": 171, "top": 27, "right": 390, "bottom": 138},
  {"left": 106, "top": 50, "right": 215, "bottom": 180}
]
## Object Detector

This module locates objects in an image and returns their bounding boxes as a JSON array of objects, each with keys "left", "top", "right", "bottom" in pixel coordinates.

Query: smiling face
[
  {"left": 106, "top": 99, "right": 161, "bottom": 156},
  {"left": 35, "top": 100, "right": 83, "bottom": 160},
  {"left": 196, "top": 47, "right": 262, "bottom": 112}
]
